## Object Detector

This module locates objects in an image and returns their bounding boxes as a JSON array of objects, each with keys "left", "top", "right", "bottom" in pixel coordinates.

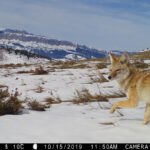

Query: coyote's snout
[{"left": 109, "top": 52, "right": 150, "bottom": 125}]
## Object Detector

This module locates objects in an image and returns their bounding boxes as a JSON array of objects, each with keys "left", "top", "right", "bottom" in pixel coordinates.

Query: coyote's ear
[
  {"left": 120, "top": 52, "right": 129, "bottom": 64},
  {"left": 109, "top": 52, "right": 115, "bottom": 63}
]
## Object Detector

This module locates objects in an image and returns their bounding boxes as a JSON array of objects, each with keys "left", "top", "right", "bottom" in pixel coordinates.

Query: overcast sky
[{"left": 0, "top": 0, "right": 150, "bottom": 51}]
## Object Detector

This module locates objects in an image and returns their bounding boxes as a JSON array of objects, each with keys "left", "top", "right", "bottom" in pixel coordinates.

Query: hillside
[{"left": 0, "top": 28, "right": 109, "bottom": 60}]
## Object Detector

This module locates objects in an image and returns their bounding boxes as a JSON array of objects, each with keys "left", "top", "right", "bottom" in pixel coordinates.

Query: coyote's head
[{"left": 108, "top": 52, "right": 130, "bottom": 80}]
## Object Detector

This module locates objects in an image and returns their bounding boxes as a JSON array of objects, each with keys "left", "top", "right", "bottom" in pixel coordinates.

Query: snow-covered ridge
[
  {"left": 0, "top": 29, "right": 75, "bottom": 46},
  {"left": 0, "top": 28, "right": 128, "bottom": 60},
  {"left": 0, "top": 28, "right": 109, "bottom": 60},
  {"left": 0, "top": 39, "right": 76, "bottom": 52}
]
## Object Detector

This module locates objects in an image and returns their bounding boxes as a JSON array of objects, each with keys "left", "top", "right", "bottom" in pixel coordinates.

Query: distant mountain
[{"left": 0, "top": 28, "right": 127, "bottom": 60}]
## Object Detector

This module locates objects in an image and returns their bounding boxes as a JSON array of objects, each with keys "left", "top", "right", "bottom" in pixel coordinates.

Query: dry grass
[
  {"left": 131, "top": 50, "right": 150, "bottom": 60},
  {"left": 52, "top": 60, "right": 76, "bottom": 66},
  {"left": 89, "top": 76, "right": 103, "bottom": 84},
  {"left": 0, "top": 88, "right": 10, "bottom": 99},
  {"left": 0, "top": 89, "right": 23, "bottom": 115},
  {"left": 59, "top": 63, "right": 89, "bottom": 69},
  {"left": 47, "top": 68, "right": 55, "bottom": 72},
  {"left": 87, "top": 70, "right": 108, "bottom": 84},
  {"left": 33, "top": 66, "right": 49, "bottom": 75},
  {"left": 45, "top": 97, "right": 62, "bottom": 105},
  {"left": 0, "top": 63, "right": 32, "bottom": 69},
  {"left": 100, "top": 122, "right": 115, "bottom": 126},
  {"left": 0, "top": 85, "right": 8, "bottom": 88},
  {"left": 17, "top": 66, "right": 50, "bottom": 75},
  {"left": 95, "top": 63, "right": 107, "bottom": 69},
  {"left": 133, "top": 61, "right": 149, "bottom": 69},
  {"left": 28, "top": 100, "right": 48, "bottom": 111},
  {"left": 98, "top": 72, "right": 108, "bottom": 82},
  {"left": 17, "top": 70, "right": 34, "bottom": 74},
  {"left": 71, "top": 64, "right": 90, "bottom": 69},
  {"left": 73, "top": 88, "right": 108, "bottom": 104},
  {"left": 34, "top": 86, "right": 44, "bottom": 93},
  {"left": 0, "top": 96, "right": 23, "bottom": 115},
  {"left": 89, "top": 73, "right": 108, "bottom": 83},
  {"left": 72, "top": 87, "right": 126, "bottom": 104},
  {"left": 52, "top": 60, "right": 90, "bottom": 69},
  {"left": 106, "top": 92, "right": 126, "bottom": 98},
  {"left": 116, "top": 110, "right": 124, "bottom": 116},
  {"left": 52, "top": 61, "right": 64, "bottom": 66}
]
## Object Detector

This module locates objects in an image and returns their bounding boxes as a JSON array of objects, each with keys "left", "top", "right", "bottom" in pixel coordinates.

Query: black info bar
[{"left": 0, "top": 143, "right": 149, "bottom": 150}]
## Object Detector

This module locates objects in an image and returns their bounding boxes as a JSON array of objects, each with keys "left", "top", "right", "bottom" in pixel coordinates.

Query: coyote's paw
[
  {"left": 142, "top": 120, "right": 148, "bottom": 125},
  {"left": 110, "top": 107, "right": 115, "bottom": 113},
  {"left": 110, "top": 103, "right": 118, "bottom": 113}
]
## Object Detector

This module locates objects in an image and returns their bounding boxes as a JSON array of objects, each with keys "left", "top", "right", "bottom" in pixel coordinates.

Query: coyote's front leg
[
  {"left": 110, "top": 88, "right": 138, "bottom": 113},
  {"left": 110, "top": 99, "right": 138, "bottom": 113},
  {"left": 142, "top": 104, "right": 150, "bottom": 125}
]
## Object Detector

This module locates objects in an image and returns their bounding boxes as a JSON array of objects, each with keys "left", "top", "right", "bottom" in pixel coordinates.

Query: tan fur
[{"left": 109, "top": 52, "right": 150, "bottom": 125}]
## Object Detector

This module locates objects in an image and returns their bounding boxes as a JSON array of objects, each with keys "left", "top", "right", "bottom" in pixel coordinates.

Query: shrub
[
  {"left": 0, "top": 88, "right": 9, "bottom": 99},
  {"left": 0, "top": 93, "right": 23, "bottom": 116},
  {"left": 28, "top": 100, "right": 47, "bottom": 111},
  {"left": 33, "top": 66, "right": 48, "bottom": 75}
]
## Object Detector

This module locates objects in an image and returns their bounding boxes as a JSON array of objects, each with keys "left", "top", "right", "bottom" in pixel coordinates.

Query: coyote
[{"left": 108, "top": 52, "right": 150, "bottom": 124}]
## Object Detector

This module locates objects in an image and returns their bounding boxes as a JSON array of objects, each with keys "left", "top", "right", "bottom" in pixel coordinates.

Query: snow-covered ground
[
  {"left": 0, "top": 50, "right": 150, "bottom": 143},
  {"left": 1, "top": 101, "right": 149, "bottom": 143}
]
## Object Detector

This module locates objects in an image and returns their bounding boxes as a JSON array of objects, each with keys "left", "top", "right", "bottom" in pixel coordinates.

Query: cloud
[{"left": 0, "top": 0, "right": 150, "bottom": 51}]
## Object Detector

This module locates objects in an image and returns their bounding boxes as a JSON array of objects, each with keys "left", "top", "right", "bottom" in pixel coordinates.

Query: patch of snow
[
  {"left": 144, "top": 60, "right": 150, "bottom": 64},
  {"left": 65, "top": 54, "right": 74, "bottom": 59}
]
